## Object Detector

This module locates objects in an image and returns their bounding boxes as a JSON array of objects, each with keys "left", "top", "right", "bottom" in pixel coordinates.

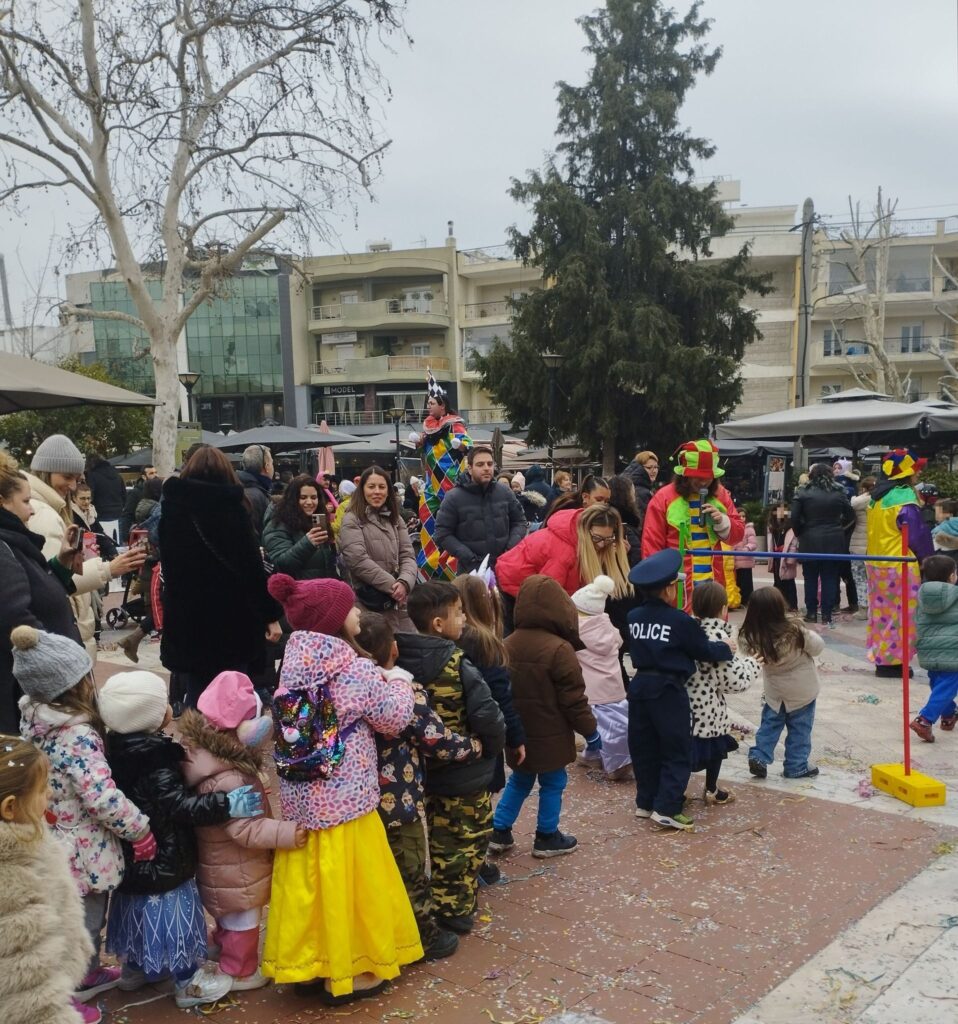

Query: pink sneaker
[
  {"left": 75, "top": 965, "right": 121, "bottom": 1001},
  {"left": 71, "top": 998, "right": 102, "bottom": 1024}
]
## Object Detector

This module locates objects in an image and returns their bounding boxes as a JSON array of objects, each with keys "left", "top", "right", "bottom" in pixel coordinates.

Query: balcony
[
  {"left": 315, "top": 409, "right": 418, "bottom": 427},
  {"left": 812, "top": 335, "right": 955, "bottom": 369},
  {"left": 461, "top": 300, "right": 511, "bottom": 321},
  {"left": 461, "top": 406, "right": 510, "bottom": 424},
  {"left": 309, "top": 297, "right": 449, "bottom": 333},
  {"left": 310, "top": 355, "right": 450, "bottom": 383}
]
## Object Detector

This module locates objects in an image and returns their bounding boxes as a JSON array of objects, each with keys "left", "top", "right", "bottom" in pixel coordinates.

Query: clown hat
[
  {"left": 674, "top": 439, "right": 724, "bottom": 479},
  {"left": 881, "top": 448, "right": 927, "bottom": 481},
  {"left": 426, "top": 366, "right": 447, "bottom": 402}
]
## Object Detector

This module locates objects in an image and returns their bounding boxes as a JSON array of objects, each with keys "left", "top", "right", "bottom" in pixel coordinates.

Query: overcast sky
[{"left": 5, "top": 0, "right": 958, "bottom": 320}]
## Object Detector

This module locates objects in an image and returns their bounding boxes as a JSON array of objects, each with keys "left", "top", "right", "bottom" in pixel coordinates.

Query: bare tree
[
  {"left": 825, "top": 188, "right": 912, "bottom": 401},
  {"left": 0, "top": 241, "right": 73, "bottom": 360},
  {"left": 0, "top": 0, "right": 405, "bottom": 471}
]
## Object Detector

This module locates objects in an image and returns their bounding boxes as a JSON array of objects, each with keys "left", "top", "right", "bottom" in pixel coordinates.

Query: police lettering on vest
[{"left": 629, "top": 621, "right": 672, "bottom": 642}]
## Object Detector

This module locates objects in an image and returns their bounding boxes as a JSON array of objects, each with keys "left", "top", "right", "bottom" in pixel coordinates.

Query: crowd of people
[{"left": 0, "top": 373, "right": 947, "bottom": 1021}]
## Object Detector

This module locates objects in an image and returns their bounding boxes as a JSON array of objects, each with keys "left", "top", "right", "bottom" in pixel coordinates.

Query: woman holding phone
[{"left": 263, "top": 474, "right": 338, "bottom": 581}]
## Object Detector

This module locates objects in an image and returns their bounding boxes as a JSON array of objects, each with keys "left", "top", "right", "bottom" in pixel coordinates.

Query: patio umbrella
[
  {"left": 315, "top": 420, "right": 336, "bottom": 478},
  {"left": 0, "top": 351, "right": 159, "bottom": 414},
  {"left": 109, "top": 432, "right": 226, "bottom": 468},
  {"left": 212, "top": 424, "right": 356, "bottom": 452}
]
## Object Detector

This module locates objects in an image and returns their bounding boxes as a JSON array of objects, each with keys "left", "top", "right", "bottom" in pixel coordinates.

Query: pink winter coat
[
  {"left": 733, "top": 522, "right": 758, "bottom": 569},
  {"left": 179, "top": 712, "right": 298, "bottom": 919},
  {"left": 274, "top": 631, "right": 415, "bottom": 830},
  {"left": 496, "top": 508, "right": 584, "bottom": 598},
  {"left": 768, "top": 529, "right": 799, "bottom": 580},
  {"left": 575, "top": 612, "right": 625, "bottom": 706}
]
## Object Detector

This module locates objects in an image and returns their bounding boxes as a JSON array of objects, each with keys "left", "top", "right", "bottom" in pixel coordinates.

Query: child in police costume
[{"left": 626, "top": 550, "right": 735, "bottom": 831}]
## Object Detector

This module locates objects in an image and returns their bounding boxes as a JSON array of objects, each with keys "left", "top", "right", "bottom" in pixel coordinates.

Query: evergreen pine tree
[{"left": 474, "top": 0, "right": 769, "bottom": 474}]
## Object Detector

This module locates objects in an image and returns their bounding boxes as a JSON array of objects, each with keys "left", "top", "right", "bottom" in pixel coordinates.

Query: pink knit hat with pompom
[{"left": 267, "top": 573, "right": 356, "bottom": 635}]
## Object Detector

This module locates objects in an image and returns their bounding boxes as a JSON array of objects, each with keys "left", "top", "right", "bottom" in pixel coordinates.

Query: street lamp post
[
  {"left": 542, "top": 352, "right": 564, "bottom": 482},
  {"left": 387, "top": 407, "right": 405, "bottom": 479},
  {"left": 178, "top": 371, "right": 201, "bottom": 424}
]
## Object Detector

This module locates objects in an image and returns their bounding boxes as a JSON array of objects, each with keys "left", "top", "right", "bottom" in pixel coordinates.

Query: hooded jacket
[
  {"left": 575, "top": 610, "right": 625, "bottom": 707},
  {"left": 733, "top": 522, "right": 758, "bottom": 569},
  {"left": 105, "top": 730, "right": 234, "bottom": 895},
  {"left": 0, "top": 823, "right": 93, "bottom": 1024},
  {"left": 495, "top": 507, "right": 584, "bottom": 598},
  {"left": 0, "top": 508, "right": 81, "bottom": 733},
  {"left": 274, "top": 631, "right": 415, "bottom": 829},
  {"left": 506, "top": 575, "right": 596, "bottom": 774},
  {"left": 686, "top": 618, "right": 761, "bottom": 738},
  {"left": 19, "top": 701, "right": 150, "bottom": 895},
  {"left": 159, "top": 475, "right": 282, "bottom": 674},
  {"left": 23, "top": 471, "right": 113, "bottom": 663},
  {"left": 523, "top": 465, "right": 558, "bottom": 504},
  {"left": 916, "top": 581, "right": 958, "bottom": 670},
  {"left": 433, "top": 472, "right": 526, "bottom": 571},
  {"left": 933, "top": 516, "right": 958, "bottom": 565},
  {"left": 621, "top": 460, "right": 656, "bottom": 512},
  {"left": 178, "top": 710, "right": 299, "bottom": 919},
  {"left": 849, "top": 492, "right": 871, "bottom": 556},
  {"left": 517, "top": 488, "right": 548, "bottom": 525},
  {"left": 394, "top": 633, "right": 505, "bottom": 795}
]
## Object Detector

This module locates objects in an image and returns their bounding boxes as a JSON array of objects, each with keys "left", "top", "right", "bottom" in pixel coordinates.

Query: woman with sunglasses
[{"left": 495, "top": 505, "right": 632, "bottom": 632}]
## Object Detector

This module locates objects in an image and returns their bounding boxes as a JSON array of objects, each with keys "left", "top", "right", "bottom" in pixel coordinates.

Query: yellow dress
[{"left": 262, "top": 809, "right": 422, "bottom": 995}]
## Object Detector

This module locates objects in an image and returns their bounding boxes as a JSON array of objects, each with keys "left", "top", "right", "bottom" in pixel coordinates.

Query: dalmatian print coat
[{"left": 687, "top": 617, "right": 762, "bottom": 738}]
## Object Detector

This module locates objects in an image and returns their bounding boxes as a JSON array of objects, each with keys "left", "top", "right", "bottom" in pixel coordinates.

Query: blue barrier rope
[{"left": 688, "top": 549, "right": 917, "bottom": 563}]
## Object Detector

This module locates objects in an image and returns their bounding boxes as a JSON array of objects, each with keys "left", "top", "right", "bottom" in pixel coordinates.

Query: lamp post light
[
  {"left": 387, "top": 406, "right": 405, "bottom": 478},
  {"left": 541, "top": 352, "right": 564, "bottom": 482},
  {"left": 178, "top": 371, "right": 201, "bottom": 424}
]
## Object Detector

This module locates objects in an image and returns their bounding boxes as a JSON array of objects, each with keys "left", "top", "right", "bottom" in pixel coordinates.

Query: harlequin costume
[
  {"left": 413, "top": 368, "right": 472, "bottom": 581},
  {"left": 866, "top": 449, "right": 934, "bottom": 674},
  {"left": 640, "top": 440, "right": 745, "bottom": 610}
]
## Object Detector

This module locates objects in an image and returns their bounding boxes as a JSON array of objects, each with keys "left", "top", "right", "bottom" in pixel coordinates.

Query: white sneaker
[
  {"left": 230, "top": 969, "right": 269, "bottom": 992},
  {"left": 577, "top": 749, "right": 601, "bottom": 765},
  {"left": 174, "top": 966, "right": 232, "bottom": 1008},
  {"left": 634, "top": 806, "right": 653, "bottom": 819}
]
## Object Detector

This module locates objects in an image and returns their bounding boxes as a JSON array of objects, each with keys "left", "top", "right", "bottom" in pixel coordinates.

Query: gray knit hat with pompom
[{"left": 10, "top": 626, "right": 92, "bottom": 703}]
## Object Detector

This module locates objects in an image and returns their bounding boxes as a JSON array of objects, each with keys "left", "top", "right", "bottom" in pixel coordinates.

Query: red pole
[{"left": 901, "top": 523, "right": 911, "bottom": 776}]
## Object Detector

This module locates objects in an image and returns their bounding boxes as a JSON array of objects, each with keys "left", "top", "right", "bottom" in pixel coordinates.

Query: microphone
[{"left": 698, "top": 487, "right": 709, "bottom": 527}]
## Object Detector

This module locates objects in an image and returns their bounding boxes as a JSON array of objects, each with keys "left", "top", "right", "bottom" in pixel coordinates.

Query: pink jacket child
[
  {"left": 769, "top": 528, "right": 799, "bottom": 581},
  {"left": 569, "top": 576, "right": 632, "bottom": 778},
  {"left": 179, "top": 671, "right": 302, "bottom": 990},
  {"left": 733, "top": 521, "right": 758, "bottom": 569}
]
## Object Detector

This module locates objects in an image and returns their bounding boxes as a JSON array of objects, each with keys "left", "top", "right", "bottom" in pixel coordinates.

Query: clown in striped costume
[{"left": 411, "top": 369, "right": 471, "bottom": 581}]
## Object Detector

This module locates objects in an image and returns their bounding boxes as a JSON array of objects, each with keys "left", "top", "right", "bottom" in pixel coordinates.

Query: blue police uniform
[{"left": 627, "top": 551, "right": 733, "bottom": 817}]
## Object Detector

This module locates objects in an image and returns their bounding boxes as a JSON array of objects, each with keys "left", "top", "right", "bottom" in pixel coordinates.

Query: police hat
[{"left": 629, "top": 548, "right": 683, "bottom": 590}]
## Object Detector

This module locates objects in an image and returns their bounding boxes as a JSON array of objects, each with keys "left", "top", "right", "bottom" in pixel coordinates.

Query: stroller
[{"left": 104, "top": 569, "right": 149, "bottom": 630}]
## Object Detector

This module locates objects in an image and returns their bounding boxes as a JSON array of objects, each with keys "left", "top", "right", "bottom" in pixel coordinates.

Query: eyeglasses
[{"left": 590, "top": 532, "right": 617, "bottom": 548}]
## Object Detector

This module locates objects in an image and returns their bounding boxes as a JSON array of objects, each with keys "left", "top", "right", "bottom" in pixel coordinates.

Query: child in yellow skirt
[{"left": 263, "top": 574, "right": 420, "bottom": 1006}]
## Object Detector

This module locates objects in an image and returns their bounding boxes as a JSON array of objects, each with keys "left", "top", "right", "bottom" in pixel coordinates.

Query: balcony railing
[
  {"left": 311, "top": 355, "right": 449, "bottom": 377},
  {"left": 459, "top": 244, "right": 515, "bottom": 265},
  {"left": 315, "top": 410, "right": 418, "bottom": 427},
  {"left": 311, "top": 298, "right": 448, "bottom": 322},
  {"left": 461, "top": 407, "right": 510, "bottom": 424},
  {"left": 461, "top": 300, "right": 511, "bottom": 320},
  {"left": 820, "top": 335, "right": 953, "bottom": 359}
]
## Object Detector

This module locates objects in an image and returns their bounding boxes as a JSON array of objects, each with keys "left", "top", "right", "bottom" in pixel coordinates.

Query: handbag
[{"left": 355, "top": 581, "right": 396, "bottom": 611}]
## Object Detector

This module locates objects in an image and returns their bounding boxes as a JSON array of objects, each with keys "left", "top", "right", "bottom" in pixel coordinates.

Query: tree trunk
[
  {"left": 601, "top": 426, "right": 617, "bottom": 477},
  {"left": 151, "top": 332, "right": 181, "bottom": 476}
]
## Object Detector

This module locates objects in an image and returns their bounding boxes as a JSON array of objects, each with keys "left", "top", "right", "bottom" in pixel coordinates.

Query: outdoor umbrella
[
  {"left": 212, "top": 424, "right": 356, "bottom": 452},
  {"left": 0, "top": 351, "right": 159, "bottom": 414},
  {"left": 109, "top": 432, "right": 226, "bottom": 468}
]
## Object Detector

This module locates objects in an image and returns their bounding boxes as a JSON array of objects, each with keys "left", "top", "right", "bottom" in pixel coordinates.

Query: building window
[
  {"left": 821, "top": 384, "right": 843, "bottom": 397},
  {"left": 823, "top": 328, "right": 845, "bottom": 357},
  {"left": 411, "top": 342, "right": 430, "bottom": 357},
  {"left": 900, "top": 324, "right": 923, "bottom": 353}
]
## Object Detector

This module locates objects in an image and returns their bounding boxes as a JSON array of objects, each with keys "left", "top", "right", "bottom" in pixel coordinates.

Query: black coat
[
  {"left": 0, "top": 509, "right": 82, "bottom": 733},
  {"left": 159, "top": 475, "right": 282, "bottom": 674},
  {"left": 86, "top": 460, "right": 128, "bottom": 520},
  {"left": 105, "top": 731, "right": 232, "bottom": 895},
  {"left": 236, "top": 470, "right": 271, "bottom": 537},
  {"left": 790, "top": 485, "right": 856, "bottom": 556},
  {"left": 621, "top": 461, "right": 656, "bottom": 513},
  {"left": 523, "top": 466, "right": 558, "bottom": 504},
  {"left": 433, "top": 473, "right": 526, "bottom": 571}
]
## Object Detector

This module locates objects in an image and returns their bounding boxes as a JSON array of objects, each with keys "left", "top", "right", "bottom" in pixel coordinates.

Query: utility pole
[{"left": 793, "top": 197, "right": 816, "bottom": 476}]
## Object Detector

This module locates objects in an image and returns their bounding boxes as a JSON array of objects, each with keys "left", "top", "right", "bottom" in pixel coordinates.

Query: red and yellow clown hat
[
  {"left": 673, "top": 439, "right": 724, "bottom": 479},
  {"left": 881, "top": 448, "right": 927, "bottom": 481}
]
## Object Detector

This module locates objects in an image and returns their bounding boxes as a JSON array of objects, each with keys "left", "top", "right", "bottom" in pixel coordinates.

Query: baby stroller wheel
[{"left": 106, "top": 608, "right": 128, "bottom": 629}]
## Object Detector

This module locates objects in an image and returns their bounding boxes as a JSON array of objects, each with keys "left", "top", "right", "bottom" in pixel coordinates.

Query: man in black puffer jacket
[{"left": 434, "top": 447, "right": 526, "bottom": 573}]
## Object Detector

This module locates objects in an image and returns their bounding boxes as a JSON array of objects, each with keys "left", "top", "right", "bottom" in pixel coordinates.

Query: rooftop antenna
[{"left": 447, "top": 220, "right": 454, "bottom": 237}]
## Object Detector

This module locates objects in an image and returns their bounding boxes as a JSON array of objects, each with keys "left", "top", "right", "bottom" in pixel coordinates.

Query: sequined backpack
[{"left": 271, "top": 685, "right": 358, "bottom": 783}]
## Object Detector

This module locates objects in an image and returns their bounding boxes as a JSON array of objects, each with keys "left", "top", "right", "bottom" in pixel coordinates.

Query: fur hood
[
  {"left": 177, "top": 708, "right": 264, "bottom": 780},
  {"left": 520, "top": 489, "right": 547, "bottom": 508}
]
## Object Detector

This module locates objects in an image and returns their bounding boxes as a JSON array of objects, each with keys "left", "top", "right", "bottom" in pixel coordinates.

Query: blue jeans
[
  {"left": 493, "top": 767, "right": 567, "bottom": 835},
  {"left": 920, "top": 671, "right": 958, "bottom": 723},
  {"left": 749, "top": 700, "right": 816, "bottom": 777},
  {"left": 803, "top": 560, "right": 839, "bottom": 621}
]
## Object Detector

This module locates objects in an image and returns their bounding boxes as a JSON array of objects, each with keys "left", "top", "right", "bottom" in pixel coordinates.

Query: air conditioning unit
[{"left": 367, "top": 239, "right": 393, "bottom": 253}]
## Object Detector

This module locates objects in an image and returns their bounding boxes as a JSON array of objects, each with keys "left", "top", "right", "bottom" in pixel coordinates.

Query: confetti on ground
[
  {"left": 934, "top": 841, "right": 958, "bottom": 855},
  {"left": 856, "top": 693, "right": 881, "bottom": 704},
  {"left": 856, "top": 778, "right": 876, "bottom": 798}
]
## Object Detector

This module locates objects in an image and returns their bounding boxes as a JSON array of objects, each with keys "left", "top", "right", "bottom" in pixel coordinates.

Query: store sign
[{"left": 320, "top": 384, "right": 363, "bottom": 396}]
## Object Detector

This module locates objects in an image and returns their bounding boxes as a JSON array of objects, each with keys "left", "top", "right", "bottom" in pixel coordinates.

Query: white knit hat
[
  {"left": 338, "top": 480, "right": 357, "bottom": 497},
  {"left": 571, "top": 575, "right": 616, "bottom": 615},
  {"left": 30, "top": 434, "right": 85, "bottom": 475},
  {"left": 98, "top": 671, "right": 169, "bottom": 734}
]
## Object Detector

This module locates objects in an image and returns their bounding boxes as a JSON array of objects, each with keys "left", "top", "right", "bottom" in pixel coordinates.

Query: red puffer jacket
[{"left": 495, "top": 508, "right": 584, "bottom": 598}]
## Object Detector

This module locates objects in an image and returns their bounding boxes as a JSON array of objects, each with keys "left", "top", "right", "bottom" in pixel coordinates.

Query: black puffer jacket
[
  {"left": 0, "top": 509, "right": 81, "bottom": 733},
  {"left": 105, "top": 731, "right": 232, "bottom": 895},
  {"left": 791, "top": 484, "right": 856, "bottom": 555},
  {"left": 395, "top": 633, "right": 505, "bottom": 796},
  {"left": 523, "top": 465, "right": 558, "bottom": 504},
  {"left": 433, "top": 473, "right": 526, "bottom": 571},
  {"left": 159, "top": 475, "right": 282, "bottom": 674},
  {"left": 621, "top": 461, "right": 656, "bottom": 513},
  {"left": 86, "top": 459, "right": 128, "bottom": 520},
  {"left": 235, "top": 470, "right": 271, "bottom": 537}
]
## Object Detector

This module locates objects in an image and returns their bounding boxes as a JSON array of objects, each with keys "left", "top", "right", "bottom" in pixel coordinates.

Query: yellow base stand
[{"left": 871, "top": 763, "right": 947, "bottom": 807}]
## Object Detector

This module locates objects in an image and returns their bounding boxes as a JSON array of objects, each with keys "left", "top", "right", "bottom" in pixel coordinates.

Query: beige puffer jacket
[
  {"left": 339, "top": 507, "right": 418, "bottom": 597},
  {"left": 23, "top": 472, "right": 111, "bottom": 662}
]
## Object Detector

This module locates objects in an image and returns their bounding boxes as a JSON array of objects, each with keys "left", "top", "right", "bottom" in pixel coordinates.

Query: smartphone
[
  {"left": 129, "top": 528, "right": 149, "bottom": 552},
  {"left": 65, "top": 524, "right": 83, "bottom": 552},
  {"left": 82, "top": 532, "right": 99, "bottom": 561},
  {"left": 311, "top": 513, "right": 328, "bottom": 532}
]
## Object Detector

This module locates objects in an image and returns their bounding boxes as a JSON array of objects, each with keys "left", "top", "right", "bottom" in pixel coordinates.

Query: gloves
[
  {"left": 227, "top": 784, "right": 264, "bottom": 819},
  {"left": 585, "top": 731, "right": 603, "bottom": 753},
  {"left": 408, "top": 431, "right": 421, "bottom": 445},
  {"left": 132, "top": 831, "right": 158, "bottom": 862}
]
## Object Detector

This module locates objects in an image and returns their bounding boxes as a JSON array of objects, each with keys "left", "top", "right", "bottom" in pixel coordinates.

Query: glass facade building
[{"left": 89, "top": 281, "right": 160, "bottom": 394}]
